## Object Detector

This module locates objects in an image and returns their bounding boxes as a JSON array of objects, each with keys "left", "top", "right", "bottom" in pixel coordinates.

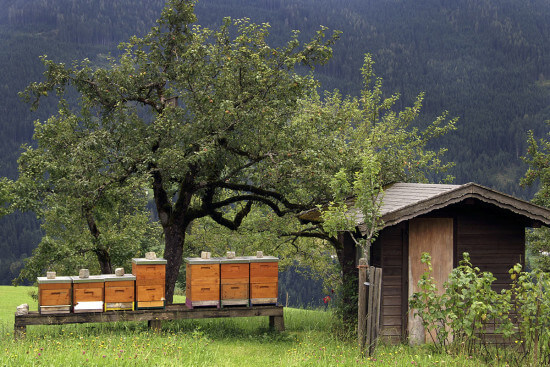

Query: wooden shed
[{"left": 331, "top": 183, "right": 550, "bottom": 343}]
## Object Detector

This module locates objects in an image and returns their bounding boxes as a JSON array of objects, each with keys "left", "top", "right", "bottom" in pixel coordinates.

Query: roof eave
[{"left": 357, "top": 183, "right": 550, "bottom": 236}]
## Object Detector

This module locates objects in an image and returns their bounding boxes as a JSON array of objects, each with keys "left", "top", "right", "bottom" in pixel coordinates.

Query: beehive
[
  {"left": 103, "top": 273, "right": 136, "bottom": 311},
  {"left": 132, "top": 257, "right": 167, "bottom": 309},
  {"left": 247, "top": 255, "right": 279, "bottom": 305},
  {"left": 185, "top": 257, "right": 220, "bottom": 308},
  {"left": 37, "top": 276, "right": 72, "bottom": 314},
  {"left": 71, "top": 275, "right": 105, "bottom": 313},
  {"left": 220, "top": 257, "right": 250, "bottom": 307}
]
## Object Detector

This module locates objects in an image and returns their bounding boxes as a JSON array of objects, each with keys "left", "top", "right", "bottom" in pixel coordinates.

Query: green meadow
[{"left": 0, "top": 285, "right": 490, "bottom": 366}]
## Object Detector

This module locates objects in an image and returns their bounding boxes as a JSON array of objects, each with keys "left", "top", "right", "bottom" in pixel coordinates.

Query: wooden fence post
[
  {"left": 358, "top": 258, "right": 368, "bottom": 352},
  {"left": 365, "top": 267, "right": 382, "bottom": 357}
]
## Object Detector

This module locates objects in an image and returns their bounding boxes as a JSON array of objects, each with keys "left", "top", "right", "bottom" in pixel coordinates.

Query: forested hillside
[{"left": 1, "top": 0, "right": 549, "bottom": 285}]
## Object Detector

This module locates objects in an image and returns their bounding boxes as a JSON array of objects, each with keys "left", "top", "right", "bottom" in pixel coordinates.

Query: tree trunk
[
  {"left": 336, "top": 231, "right": 359, "bottom": 327},
  {"left": 95, "top": 248, "right": 113, "bottom": 274},
  {"left": 163, "top": 222, "right": 186, "bottom": 304}
]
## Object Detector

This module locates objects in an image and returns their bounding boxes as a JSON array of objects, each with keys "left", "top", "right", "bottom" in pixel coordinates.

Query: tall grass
[{"left": 0, "top": 286, "right": 495, "bottom": 366}]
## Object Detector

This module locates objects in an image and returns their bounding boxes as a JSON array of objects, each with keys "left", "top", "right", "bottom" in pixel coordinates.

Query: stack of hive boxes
[
  {"left": 220, "top": 253, "right": 250, "bottom": 307},
  {"left": 248, "top": 254, "right": 279, "bottom": 306},
  {"left": 37, "top": 273, "right": 72, "bottom": 314},
  {"left": 132, "top": 253, "right": 167, "bottom": 309},
  {"left": 185, "top": 254, "right": 221, "bottom": 309},
  {"left": 71, "top": 270, "right": 105, "bottom": 313},
  {"left": 103, "top": 271, "right": 136, "bottom": 311},
  {"left": 184, "top": 252, "right": 279, "bottom": 308}
]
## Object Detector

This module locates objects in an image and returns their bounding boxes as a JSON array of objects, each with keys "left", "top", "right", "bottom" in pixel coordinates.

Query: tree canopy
[
  {"left": 521, "top": 122, "right": 550, "bottom": 271},
  {"left": 8, "top": 0, "right": 340, "bottom": 301}
]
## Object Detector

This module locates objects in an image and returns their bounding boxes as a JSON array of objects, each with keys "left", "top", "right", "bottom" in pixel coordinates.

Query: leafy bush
[{"left": 410, "top": 252, "right": 550, "bottom": 366}]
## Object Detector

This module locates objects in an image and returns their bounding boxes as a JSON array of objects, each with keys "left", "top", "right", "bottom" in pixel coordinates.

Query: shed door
[{"left": 408, "top": 218, "right": 453, "bottom": 344}]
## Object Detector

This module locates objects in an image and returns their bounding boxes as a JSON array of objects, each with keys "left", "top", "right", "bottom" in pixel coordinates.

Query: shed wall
[
  {"left": 456, "top": 211, "right": 525, "bottom": 290},
  {"left": 376, "top": 203, "right": 526, "bottom": 342}
]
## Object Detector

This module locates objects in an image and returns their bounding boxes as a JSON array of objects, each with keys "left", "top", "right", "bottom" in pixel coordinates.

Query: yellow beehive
[
  {"left": 132, "top": 257, "right": 167, "bottom": 309},
  {"left": 37, "top": 275, "right": 72, "bottom": 314},
  {"left": 185, "top": 257, "right": 220, "bottom": 308},
  {"left": 103, "top": 273, "right": 136, "bottom": 311}
]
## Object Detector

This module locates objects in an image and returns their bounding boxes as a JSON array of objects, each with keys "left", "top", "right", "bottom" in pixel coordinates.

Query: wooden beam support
[
  {"left": 14, "top": 304, "right": 284, "bottom": 339},
  {"left": 269, "top": 315, "right": 285, "bottom": 331}
]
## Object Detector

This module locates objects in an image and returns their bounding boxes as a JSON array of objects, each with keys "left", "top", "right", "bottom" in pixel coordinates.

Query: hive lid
[
  {"left": 70, "top": 275, "right": 105, "bottom": 283},
  {"left": 219, "top": 257, "right": 250, "bottom": 264},
  {"left": 37, "top": 276, "right": 72, "bottom": 284},
  {"left": 132, "top": 257, "right": 167, "bottom": 265},
  {"left": 103, "top": 274, "right": 137, "bottom": 282},
  {"left": 184, "top": 257, "right": 222, "bottom": 265},
  {"left": 243, "top": 255, "right": 279, "bottom": 263}
]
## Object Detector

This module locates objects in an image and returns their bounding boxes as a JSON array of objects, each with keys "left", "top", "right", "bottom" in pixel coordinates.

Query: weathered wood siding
[
  {"left": 377, "top": 223, "right": 407, "bottom": 343},
  {"left": 456, "top": 209, "right": 525, "bottom": 291}
]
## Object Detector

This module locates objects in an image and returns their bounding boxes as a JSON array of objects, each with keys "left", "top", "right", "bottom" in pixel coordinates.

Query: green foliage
[
  {"left": 508, "top": 265, "right": 550, "bottom": 366},
  {"left": 521, "top": 122, "right": 550, "bottom": 271},
  {"left": 316, "top": 54, "right": 456, "bottom": 254},
  {"left": 410, "top": 253, "right": 550, "bottom": 366}
]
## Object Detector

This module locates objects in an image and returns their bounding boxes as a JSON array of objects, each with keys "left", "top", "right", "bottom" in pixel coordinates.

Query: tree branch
[
  {"left": 209, "top": 201, "right": 253, "bottom": 230},
  {"left": 205, "top": 181, "right": 307, "bottom": 211}
]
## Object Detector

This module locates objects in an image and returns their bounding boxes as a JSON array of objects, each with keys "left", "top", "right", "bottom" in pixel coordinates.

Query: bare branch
[{"left": 209, "top": 201, "right": 253, "bottom": 230}]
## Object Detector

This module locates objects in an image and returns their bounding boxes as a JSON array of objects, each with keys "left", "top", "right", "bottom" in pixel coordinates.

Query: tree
[
  {"left": 290, "top": 54, "right": 457, "bottom": 324},
  {"left": 9, "top": 0, "right": 339, "bottom": 302},
  {"left": 521, "top": 122, "right": 550, "bottom": 271},
  {"left": 7, "top": 105, "right": 163, "bottom": 279}
]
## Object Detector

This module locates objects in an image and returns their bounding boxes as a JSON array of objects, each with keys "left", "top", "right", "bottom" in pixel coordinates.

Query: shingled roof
[{"left": 299, "top": 182, "right": 550, "bottom": 236}]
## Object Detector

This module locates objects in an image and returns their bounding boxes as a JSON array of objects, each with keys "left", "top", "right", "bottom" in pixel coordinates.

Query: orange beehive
[
  {"left": 247, "top": 255, "right": 279, "bottom": 305},
  {"left": 37, "top": 276, "right": 72, "bottom": 314},
  {"left": 185, "top": 257, "right": 220, "bottom": 308},
  {"left": 103, "top": 273, "right": 136, "bottom": 311},
  {"left": 220, "top": 257, "right": 249, "bottom": 307},
  {"left": 132, "top": 257, "right": 167, "bottom": 309},
  {"left": 71, "top": 275, "right": 105, "bottom": 313}
]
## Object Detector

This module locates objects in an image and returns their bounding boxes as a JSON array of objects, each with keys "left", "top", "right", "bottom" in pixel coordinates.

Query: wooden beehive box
[
  {"left": 71, "top": 275, "right": 105, "bottom": 313},
  {"left": 132, "top": 257, "right": 167, "bottom": 309},
  {"left": 247, "top": 255, "right": 279, "bottom": 305},
  {"left": 185, "top": 257, "right": 220, "bottom": 308},
  {"left": 103, "top": 273, "right": 136, "bottom": 311},
  {"left": 220, "top": 257, "right": 250, "bottom": 307},
  {"left": 37, "top": 276, "right": 72, "bottom": 314}
]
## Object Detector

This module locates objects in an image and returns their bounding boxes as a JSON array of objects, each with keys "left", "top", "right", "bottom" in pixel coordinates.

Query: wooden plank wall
[
  {"left": 456, "top": 212, "right": 525, "bottom": 291},
  {"left": 377, "top": 223, "right": 407, "bottom": 343}
]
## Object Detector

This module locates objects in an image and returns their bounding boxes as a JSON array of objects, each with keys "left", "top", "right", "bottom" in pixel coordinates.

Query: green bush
[{"left": 409, "top": 252, "right": 550, "bottom": 366}]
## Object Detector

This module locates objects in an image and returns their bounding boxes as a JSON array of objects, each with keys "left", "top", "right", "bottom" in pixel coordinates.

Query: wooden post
[
  {"left": 269, "top": 315, "right": 285, "bottom": 331},
  {"left": 14, "top": 325, "right": 26, "bottom": 340},
  {"left": 365, "top": 267, "right": 382, "bottom": 356},
  {"left": 148, "top": 319, "right": 162, "bottom": 331},
  {"left": 357, "top": 258, "right": 368, "bottom": 352}
]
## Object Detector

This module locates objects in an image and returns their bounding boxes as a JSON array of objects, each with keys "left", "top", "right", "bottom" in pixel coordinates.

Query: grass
[{"left": 0, "top": 286, "right": 496, "bottom": 366}]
